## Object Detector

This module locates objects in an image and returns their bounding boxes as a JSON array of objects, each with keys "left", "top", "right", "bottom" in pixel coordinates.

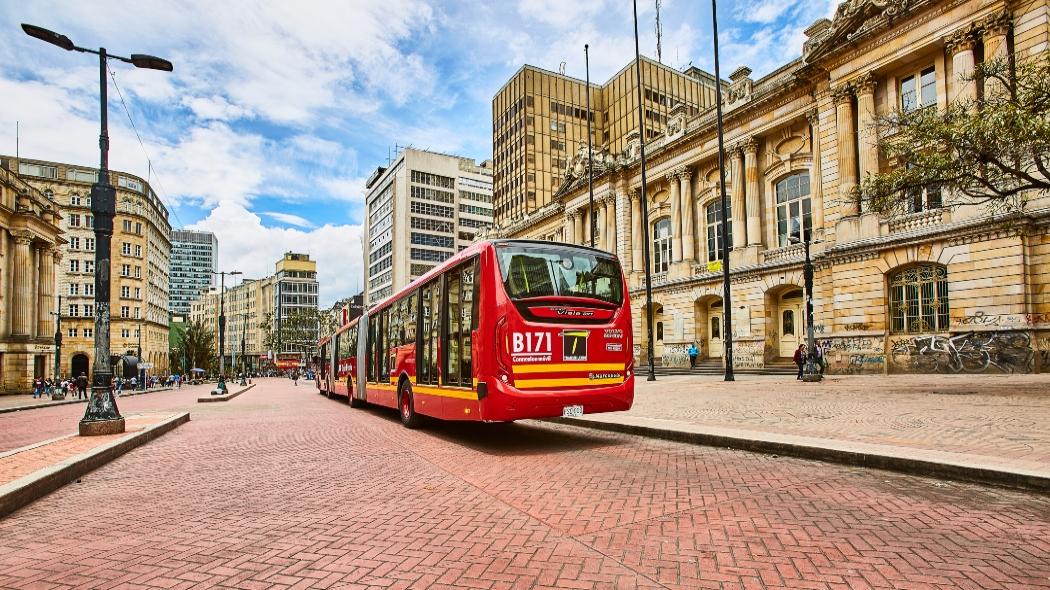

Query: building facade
[
  {"left": 0, "top": 164, "right": 64, "bottom": 393},
  {"left": 363, "top": 148, "right": 493, "bottom": 306},
  {"left": 494, "top": 0, "right": 1050, "bottom": 374},
  {"left": 170, "top": 229, "right": 218, "bottom": 318},
  {"left": 189, "top": 252, "right": 318, "bottom": 372},
  {"left": 4, "top": 156, "right": 172, "bottom": 378},
  {"left": 492, "top": 59, "right": 720, "bottom": 225}
]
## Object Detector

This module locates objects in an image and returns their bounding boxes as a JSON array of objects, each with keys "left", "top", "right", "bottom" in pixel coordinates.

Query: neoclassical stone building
[
  {"left": 0, "top": 165, "right": 64, "bottom": 393},
  {"left": 492, "top": 0, "right": 1050, "bottom": 374}
]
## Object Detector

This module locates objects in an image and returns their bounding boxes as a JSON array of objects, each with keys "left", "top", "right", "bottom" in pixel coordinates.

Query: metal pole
[
  {"left": 277, "top": 279, "right": 282, "bottom": 367},
  {"left": 585, "top": 43, "right": 595, "bottom": 249},
  {"left": 137, "top": 323, "right": 142, "bottom": 390},
  {"left": 803, "top": 238, "right": 821, "bottom": 380},
  {"left": 633, "top": 0, "right": 657, "bottom": 382},
  {"left": 711, "top": 0, "right": 735, "bottom": 381},
  {"left": 54, "top": 294, "right": 62, "bottom": 379},
  {"left": 216, "top": 272, "right": 227, "bottom": 393},
  {"left": 80, "top": 47, "right": 125, "bottom": 434}
]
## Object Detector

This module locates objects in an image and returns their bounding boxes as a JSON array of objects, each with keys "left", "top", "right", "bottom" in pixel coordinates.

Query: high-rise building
[
  {"left": 169, "top": 229, "right": 218, "bottom": 318},
  {"left": 189, "top": 251, "right": 319, "bottom": 373},
  {"left": 492, "top": 58, "right": 719, "bottom": 225},
  {"left": 3, "top": 155, "right": 172, "bottom": 378},
  {"left": 0, "top": 163, "right": 65, "bottom": 393},
  {"left": 363, "top": 147, "right": 493, "bottom": 306}
]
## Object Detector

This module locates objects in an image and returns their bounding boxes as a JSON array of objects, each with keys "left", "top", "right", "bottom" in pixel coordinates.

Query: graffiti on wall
[
  {"left": 954, "top": 312, "right": 1050, "bottom": 328},
  {"left": 732, "top": 340, "right": 764, "bottom": 369},
  {"left": 818, "top": 337, "right": 881, "bottom": 354},
  {"left": 662, "top": 343, "right": 690, "bottom": 368},
  {"left": 890, "top": 331, "right": 1034, "bottom": 374},
  {"left": 1037, "top": 337, "right": 1050, "bottom": 371},
  {"left": 846, "top": 354, "right": 885, "bottom": 374}
]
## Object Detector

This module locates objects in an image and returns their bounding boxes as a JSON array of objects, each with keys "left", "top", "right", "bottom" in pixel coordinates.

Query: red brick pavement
[{"left": 0, "top": 379, "right": 1046, "bottom": 589}]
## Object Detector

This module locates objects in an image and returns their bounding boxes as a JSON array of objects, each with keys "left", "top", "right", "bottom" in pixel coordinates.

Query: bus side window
[
  {"left": 444, "top": 265, "right": 462, "bottom": 386},
  {"left": 462, "top": 257, "right": 478, "bottom": 386}
]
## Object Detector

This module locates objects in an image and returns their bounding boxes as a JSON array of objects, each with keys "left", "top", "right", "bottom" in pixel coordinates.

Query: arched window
[
  {"left": 890, "top": 264, "right": 949, "bottom": 333},
  {"left": 705, "top": 200, "right": 732, "bottom": 262},
  {"left": 652, "top": 217, "right": 672, "bottom": 273},
  {"left": 776, "top": 172, "right": 812, "bottom": 246}
]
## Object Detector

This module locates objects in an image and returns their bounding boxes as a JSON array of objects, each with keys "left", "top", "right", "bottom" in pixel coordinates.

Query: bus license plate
[{"left": 562, "top": 405, "right": 584, "bottom": 418}]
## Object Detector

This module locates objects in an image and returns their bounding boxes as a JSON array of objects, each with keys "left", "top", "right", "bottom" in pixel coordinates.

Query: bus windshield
[{"left": 496, "top": 243, "right": 624, "bottom": 305}]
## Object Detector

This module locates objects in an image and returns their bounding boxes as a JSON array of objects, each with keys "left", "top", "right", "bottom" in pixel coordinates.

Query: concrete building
[
  {"left": 190, "top": 252, "right": 318, "bottom": 372},
  {"left": 363, "top": 148, "right": 493, "bottom": 306},
  {"left": 170, "top": 229, "right": 217, "bottom": 317},
  {"left": 0, "top": 164, "right": 65, "bottom": 393},
  {"left": 493, "top": 0, "right": 1050, "bottom": 374},
  {"left": 3, "top": 156, "right": 172, "bottom": 378},
  {"left": 492, "top": 58, "right": 720, "bottom": 225}
]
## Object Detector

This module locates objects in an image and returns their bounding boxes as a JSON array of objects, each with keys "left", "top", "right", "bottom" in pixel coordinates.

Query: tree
[
  {"left": 260, "top": 308, "right": 323, "bottom": 355},
  {"left": 177, "top": 319, "right": 217, "bottom": 374},
  {"left": 860, "top": 53, "right": 1050, "bottom": 215}
]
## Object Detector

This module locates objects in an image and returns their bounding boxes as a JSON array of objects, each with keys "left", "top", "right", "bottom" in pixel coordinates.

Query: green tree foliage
[
  {"left": 260, "top": 308, "right": 323, "bottom": 354},
  {"left": 860, "top": 54, "right": 1050, "bottom": 215},
  {"left": 176, "top": 319, "right": 217, "bottom": 373}
]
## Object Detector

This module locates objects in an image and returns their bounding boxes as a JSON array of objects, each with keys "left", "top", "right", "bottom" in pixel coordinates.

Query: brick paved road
[
  {"left": 0, "top": 379, "right": 1047, "bottom": 589},
  {"left": 628, "top": 374, "right": 1050, "bottom": 466}
]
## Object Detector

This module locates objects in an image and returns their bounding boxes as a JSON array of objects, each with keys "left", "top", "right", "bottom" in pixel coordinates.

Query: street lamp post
[
  {"left": 211, "top": 270, "right": 241, "bottom": 394},
  {"left": 632, "top": 0, "right": 657, "bottom": 381},
  {"left": 709, "top": 0, "right": 735, "bottom": 382},
  {"left": 789, "top": 233, "right": 822, "bottom": 381},
  {"left": 239, "top": 312, "right": 248, "bottom": 386},
  {"left": 22, "top": 23, "right": 172, "bottom": 436},
  {"left": 51, "top": 295, "right": 64, "bottom": 400}
]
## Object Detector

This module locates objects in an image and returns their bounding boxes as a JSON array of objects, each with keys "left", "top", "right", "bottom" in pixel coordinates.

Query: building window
[
  {"left": 70, "top": 194, "right": 81, "bottom": 206},
  {"left": 85, "top": 261, "right": 94, "bottom": 273},
  {"left": 84, "top": 304, "right": 93, "bottom": 316},
  {"left": 85, "top": 283, "right": 94, "bottom": 296},
  {"left": 122, "top": 242, "right": 132, "bottom": 255},
  {"left": 69, "top": 284, "right": 80, "bottom": 295},
  {"left": 68, "top": 304, "right": 78, "bottom": 317},
  {"left": 121, "top": 306, "right": 130, "bottom": 318},
  {"left": 652, "top": 217, "right": 672, "bottom": 273},
  {"left": 85, "top": 238, "right": 95, "bottom": 251},
  {"left": 121, "top": 264, "right": 130, "bottom": 277},
  {"left": 123, "top": 220, "right": 133, "bottom": 232},
  {"left": 775, "top": 172, "right": 812, "bottom": 247},
  {"left": 69, "top": 237, "right": 80, "bottom": 249},
  {"left": 68, "top": 214, "right": 81, "bottom": 227},
  {"left": 68, "top": 328, "right": 77, "bottom": 338},
  {"left": 706, "top": 200, "right": 732, "bottom": 262},
  {"left": 901, "top": 66, "right": 936, "bottom": 112},
  {"left": 889, "top": 264, "right": 949, "bottom": 334},
  {"left": 84, "top": 327, "right": 93, "bottom": 338},
  {"left": 121, "top": 286, "right": 130, "bottom": 298},
  {"left": 69, "top": 260, "right": 80, "bottom": 273},
  {"left": 134, "top": 245, "right": 142, "bottom": 257}
]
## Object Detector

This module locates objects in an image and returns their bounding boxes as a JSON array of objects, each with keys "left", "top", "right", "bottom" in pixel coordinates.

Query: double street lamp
[
  {"left": 211, "top": 270, "right": 241, "bottom": 394},
  {"left": 788, "top": 231, "right": 822, "bottom": 382},
  {"left": 22, "top": 24, "right": 172, "bottom": 436}
]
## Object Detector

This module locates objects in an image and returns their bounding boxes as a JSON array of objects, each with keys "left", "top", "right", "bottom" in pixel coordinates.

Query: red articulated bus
[{"left": 318, "top": 239, "right": 634, "bottom": 427}]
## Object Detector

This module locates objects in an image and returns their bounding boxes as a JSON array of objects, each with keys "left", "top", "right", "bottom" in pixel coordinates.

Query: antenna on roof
[
  {"left": 655, "top": 0, "right": 663, "bottom": 63},
  {"left": 558, "top": 61, "right": 566, "bottom": 76}
]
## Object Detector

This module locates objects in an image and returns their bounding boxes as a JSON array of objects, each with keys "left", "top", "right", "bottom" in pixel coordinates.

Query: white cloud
[
  {"left": 262, "top": 212, "right": 315, "bottom": 228},
  {"left": 191, "top": 204, "right": 363, "bottom": 307},
  {"left": 736, "top": 0, "right": 797, "bottom": 24}
]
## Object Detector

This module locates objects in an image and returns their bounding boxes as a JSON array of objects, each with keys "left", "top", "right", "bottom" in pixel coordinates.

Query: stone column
[
  {"left": 742, "top": 138, "right": 762, "bottom": 246},
  {"left": 574, "top": 209, "right": 584, "bottom": 246},
  {"left": 679, "top": 169, "right": 695, "bottom": 263},
  {"left": 622, "top": 189, "right": 634, "bottom": 273},
  {"left": 37, "top": 245, "right": 56, "bottom": 338},
  {"left": 833, "top": 84, "right": 859, "bottom": 216},
  {"left": 667, "top": 171, "right": 682, "bottom": 263},
  {"left": 855, "top": 73, "right": 879, "bottom": 194},
  {"left": 11, "top": 231, "right": 34, "bottom": 337},
  {"left": 604, "top": 194, "right": 617, "bottom": 257},
  {"left": 730, "top": 147, "right": 747, "bottom": 249},
  {"left": 946, "top": 30, "right": 977, "bottom": 104},
  {"left": 565, "top": 211, "right": 576, "bottom": 245},
  {"left": 982, "top": 11, "right": 1012, "bottom": 97},
  {"left": 806, "top": 109, "right": 826, "bottom": 234},
  {"left": 630, "top": 189, "right": 643, "bottom": 273}
]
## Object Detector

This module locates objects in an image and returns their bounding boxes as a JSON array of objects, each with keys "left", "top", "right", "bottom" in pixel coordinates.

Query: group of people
[{"left": 32, "top": 374, "right": 91, "bottom": 399}]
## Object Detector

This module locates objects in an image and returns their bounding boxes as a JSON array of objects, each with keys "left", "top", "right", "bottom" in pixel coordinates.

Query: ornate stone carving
[
  {"left": 740, "top": 137, "right": 758, "bottom": 155},
  {"left": 805, "top": 108, "right": 820, "bottom": 127},
  {"left": 830, "top": 84, "right": 854, "bottom": 104},
  {"left": 555, "top": 141, "right": 624, "bottom": 198},
  {"left": 854, "top": 72, "right": 877, "bottom": 95},
  {"left": 629, "top": 188, "right": 641, "bottom": 201},
  {"left": 11, "top": 230, "right": 34, "bottom": 245},
  {"left": 805, "top": 0, "right": 914, "bottom": 63},
  {"left": 981, "top": 9, "right": 1012, "bottom": 39},
  {"left": 945, "top": 28, "right": 977, "bottom": 55}
]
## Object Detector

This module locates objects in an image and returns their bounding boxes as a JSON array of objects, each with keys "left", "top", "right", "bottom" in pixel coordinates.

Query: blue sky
[{"left": 0, "top": 0, "right": 837, "bottom": 306}]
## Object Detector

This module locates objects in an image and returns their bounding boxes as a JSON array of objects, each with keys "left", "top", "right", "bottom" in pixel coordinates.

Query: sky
[{"left": 0, "top": 0, "right": 838, "bottom": 307}]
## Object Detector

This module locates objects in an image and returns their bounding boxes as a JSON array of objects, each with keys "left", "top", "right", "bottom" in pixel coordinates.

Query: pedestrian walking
[
  {"left": 32, "top": 377, "right": 43, "bottom": 399},
  {"left": 77, "top": 373, "right": 88, "bottom": 399},
  {"left": 815, "top": 345, "right": 826, "bottom": 375},
  {"left": 687, "top": 343, "right": 699, "bottom": 369},
  {"left": 292, "top": 371, "right": 299, "bottom": 386},
  {"left": 793, "top": 344, "right": 806, "bottom": 380}
]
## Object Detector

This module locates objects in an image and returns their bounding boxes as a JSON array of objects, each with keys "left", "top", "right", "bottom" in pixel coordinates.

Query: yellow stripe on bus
[
  {"left": 514, "top": 376, "right": 624, "bottom": 389},
  {"left": 512, "top": 363, "right": 624, "bottom": 375},
  {"left": 367, "top": 381, "right": 476, "bottom": 400}
]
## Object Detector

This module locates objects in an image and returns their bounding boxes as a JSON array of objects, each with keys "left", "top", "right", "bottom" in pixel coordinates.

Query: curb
[
  {"left": 554, "top": 417, "right": 1050, "bottom": 493},
  {"left": 0, "top": 387, "right": 176, "bottom": 415},
  {"left": 197, "top": 383, "right": 256, "bottom": 403},
  {"left": 0, "top": 412, "right": 190, "bottom": 518}
]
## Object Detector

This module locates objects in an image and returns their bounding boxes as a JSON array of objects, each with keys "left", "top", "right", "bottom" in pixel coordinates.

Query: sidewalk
[
  {"left": 0, "top": 386, "right": 177, "bottom": 414},
  {"left": 563, "top": 373, "right": 1050, "bottom": 490}
]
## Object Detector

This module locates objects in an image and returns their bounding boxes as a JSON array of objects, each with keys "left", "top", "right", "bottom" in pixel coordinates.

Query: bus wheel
[
  {"left": 349, "top": 379, "right": 365, "bottom": 408},
  {"left": 399, "top": 382, "right": 423, "bottom": 429}
]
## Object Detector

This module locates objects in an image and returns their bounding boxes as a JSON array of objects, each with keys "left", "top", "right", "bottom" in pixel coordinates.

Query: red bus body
[{"left": 319, "top": 239, "right": 634, "bottom": 423}]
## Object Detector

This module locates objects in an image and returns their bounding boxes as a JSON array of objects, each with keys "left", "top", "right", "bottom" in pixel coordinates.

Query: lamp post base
[
  {"left": 79, "top": 417, "right": 125, "bottom": 436},
  {"left": 801, "top": 373, "right": 823, "bottom": 382}
]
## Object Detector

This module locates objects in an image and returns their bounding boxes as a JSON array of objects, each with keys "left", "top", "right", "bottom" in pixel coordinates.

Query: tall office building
[
  {"left": 3, "top": 155, "right": 172, "bottom": 377},
  {"left": 492, "top": 58, "right": 719, "bottom": 224},
  {"left": 363, "top": 148, "right": 493, "bottom": 306},
  {"left": 169, "top": 229, "right": 218, "bottom": 317}
]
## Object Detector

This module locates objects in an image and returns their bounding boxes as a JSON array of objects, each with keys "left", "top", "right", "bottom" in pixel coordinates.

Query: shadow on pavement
[{"left": 319, "top": 392, "right": 621, "bottom": 456}]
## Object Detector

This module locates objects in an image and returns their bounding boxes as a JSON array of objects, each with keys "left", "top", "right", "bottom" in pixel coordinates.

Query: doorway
[
  {"left": 708, "top": 299, "right": 724, "bottom": 358},
  {"left": 71, "top": 353, "right": 89, "bottom": 379},
  {"left": 778, "top": 289, "right": 804, "bottom": 357}
]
